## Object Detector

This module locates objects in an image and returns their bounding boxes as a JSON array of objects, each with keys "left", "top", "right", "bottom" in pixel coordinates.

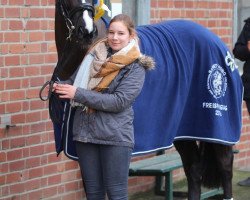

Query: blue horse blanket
[
  {"left": 53, "top": 20, "right": 243, "bottom": 160},
  {"left": 133, "top": 20, "right": 243, "bottom": 155}
]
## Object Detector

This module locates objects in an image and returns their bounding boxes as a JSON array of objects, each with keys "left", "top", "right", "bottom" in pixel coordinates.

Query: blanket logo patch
[{"left": 207, "top": 64, "right": 227, "bottom": 99}]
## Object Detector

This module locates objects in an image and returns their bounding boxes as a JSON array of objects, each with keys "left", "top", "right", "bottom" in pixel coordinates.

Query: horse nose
[{"left": 78, "top": 27, "right": 87, "bottom": 39}]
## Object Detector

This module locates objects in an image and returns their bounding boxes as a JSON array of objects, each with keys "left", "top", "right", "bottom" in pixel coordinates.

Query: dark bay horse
[
  {"left": 54, "top": 0, "right": 107, "bottom": 80},
  {"left": 42, "top": 1, "right": 243, "bottom": 200},
  {"left": 40, "top": 0, "right": 107, "bottom": 123}
]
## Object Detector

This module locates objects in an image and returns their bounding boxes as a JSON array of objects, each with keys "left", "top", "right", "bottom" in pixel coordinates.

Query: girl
[{"left": 55, "top": 14, "right": 154, "bottom": 200}]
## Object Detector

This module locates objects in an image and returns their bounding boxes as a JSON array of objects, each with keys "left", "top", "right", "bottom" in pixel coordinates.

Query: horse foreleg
[
  {"left": 174, "top": 140, "right": 202, "bottom": 200},
  {"left": 213, "top": 143, "right": 234, "bottom": 199}
]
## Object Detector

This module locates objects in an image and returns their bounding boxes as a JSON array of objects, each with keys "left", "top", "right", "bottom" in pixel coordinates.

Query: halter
[
  {"left": 58, "top": 0, "right": 95, "bottom": 40},
  {"left": 39, "top": 1, "right": 96, "bottom": 102}
]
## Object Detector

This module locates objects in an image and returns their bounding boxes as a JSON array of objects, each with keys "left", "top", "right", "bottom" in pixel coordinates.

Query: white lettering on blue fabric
[
  {"left": 202, "top": 102, "right": 227, "bottom": 117},
  {"left": 225, "top": 51, "right": 238, "bottom": 72}
]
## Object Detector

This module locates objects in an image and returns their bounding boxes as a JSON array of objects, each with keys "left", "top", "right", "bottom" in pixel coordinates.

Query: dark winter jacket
[
  {"left": 233, "top": 17, "right": 250, "bottom": 99},
  {"left": 72, "top": 56, "right": 154, "bottom": 148}
]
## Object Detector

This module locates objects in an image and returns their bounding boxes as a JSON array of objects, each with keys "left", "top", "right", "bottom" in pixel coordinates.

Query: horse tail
[{"left": 200, "top": 142, "right": 222, "bottom": 188}]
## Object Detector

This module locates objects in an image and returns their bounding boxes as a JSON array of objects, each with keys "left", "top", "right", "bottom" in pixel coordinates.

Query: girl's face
[{"left": 107, "top": 21, "right": 133, "bottom": 52}]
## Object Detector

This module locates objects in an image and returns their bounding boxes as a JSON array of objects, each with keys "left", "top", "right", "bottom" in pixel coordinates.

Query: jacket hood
[{"left": 138, "top": 54, "right": 155, "bottom": 70}]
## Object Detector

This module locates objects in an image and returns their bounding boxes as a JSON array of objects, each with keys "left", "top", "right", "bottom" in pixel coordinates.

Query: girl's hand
[
  {"left": 52, "top": 82, "right": 58, "bottom": 92},
  {"left": 248, "top": 41, "right": 250, "bottom": 51},
  {"left": 55, "top": 84, "right": 77, "bottom": 99}
]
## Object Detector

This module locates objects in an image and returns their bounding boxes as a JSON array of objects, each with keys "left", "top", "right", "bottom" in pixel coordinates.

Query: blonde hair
[{"left": 109, "top": 14, "right": 137, "bottom": 37}]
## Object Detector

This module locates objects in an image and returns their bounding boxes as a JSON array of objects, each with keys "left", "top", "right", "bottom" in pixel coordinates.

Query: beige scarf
[
  {"left": 71, "top": 38, "right": 141, "bottom": 111},
  {"left": 88, "top": 38, "right": 141, "bottom": 91}
]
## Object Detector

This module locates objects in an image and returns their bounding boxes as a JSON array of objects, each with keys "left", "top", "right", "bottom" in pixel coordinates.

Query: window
[
  {"left": 123, "top": 0, "right": 150, "bottom": 25},
  {"left": 107, "top": 0, "right": 150, "bottom": 25},
  {"left": 110, "top": 0, "right": 122, "bottom": 17}
]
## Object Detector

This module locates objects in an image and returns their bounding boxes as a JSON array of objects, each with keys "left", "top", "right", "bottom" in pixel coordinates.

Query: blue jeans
[{"left": 75, "top": 142, "right": 132, "bottom": 200}]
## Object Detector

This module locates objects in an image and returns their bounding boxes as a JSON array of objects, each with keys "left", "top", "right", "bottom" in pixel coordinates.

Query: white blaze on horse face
[
  {"left": 81, "top": 0, "right": 93, "bottom": 33},
  {"left": 83, "top": 10, "right": 94, "bottom": 33}
]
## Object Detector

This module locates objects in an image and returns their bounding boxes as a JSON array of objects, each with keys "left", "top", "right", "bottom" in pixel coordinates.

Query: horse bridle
[
  {"left": 58, "top": 0, "right": 95, "bottom": 40},
  {"left": 39, "top": 0, "right": 96, "bottom": 101}
]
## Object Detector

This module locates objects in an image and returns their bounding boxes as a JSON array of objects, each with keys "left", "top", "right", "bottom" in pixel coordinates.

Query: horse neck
[{"left": 55, "top": 5, "right": 68, "bottom": 59}]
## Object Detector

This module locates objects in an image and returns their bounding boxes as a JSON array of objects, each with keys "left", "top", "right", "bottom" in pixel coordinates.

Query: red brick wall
[
  {"left": 0, "top": 0, "right": 84, "bottom": 199},
  {"left": 151, "top": 0, "right": 234, "bottom": 47},
  {"left": 1, "top": 0, "right": 249, "bottom": 199}
]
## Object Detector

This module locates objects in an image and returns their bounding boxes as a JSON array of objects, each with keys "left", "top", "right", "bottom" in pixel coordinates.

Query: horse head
[
  {"left": 55, "top": 0, "right": 103, "bottom": 80},
  {"left": 56, "top": 0, "right": 97, "bottom": 44}
]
